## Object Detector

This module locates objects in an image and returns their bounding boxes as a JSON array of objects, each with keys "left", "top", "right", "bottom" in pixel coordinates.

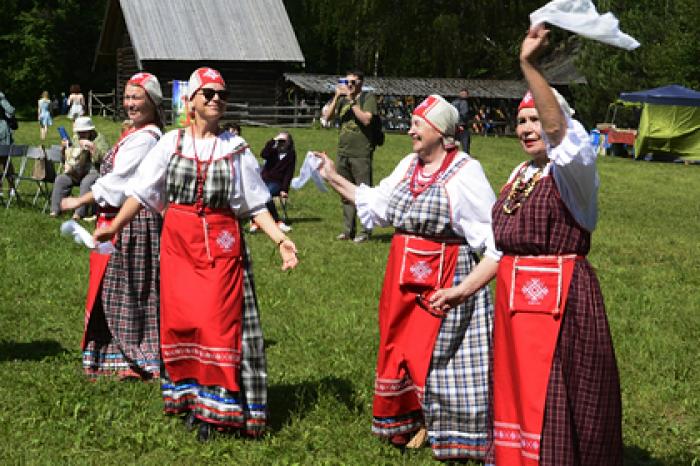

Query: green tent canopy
[{"left": 619, "top": 85, "right": 700, "bottom": 160}]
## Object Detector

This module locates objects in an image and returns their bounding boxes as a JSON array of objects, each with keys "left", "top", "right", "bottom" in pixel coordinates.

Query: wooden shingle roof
[
  {"left": 284, "top": 74, "right": 529, "bottom": 99},
  {"left": 96, "top": 0, "right": 304, "bottom": 67}
]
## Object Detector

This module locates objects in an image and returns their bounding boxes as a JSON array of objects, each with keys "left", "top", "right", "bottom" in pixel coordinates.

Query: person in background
[
  {"left": 451, "top": 88, "right": 472, "bottom": 153},
  {"left": 50, "top": 116, "right": 108, "bottom": 219},
  {"left": 94, "top": 67, "right": 298, "bottom": 441},
  {"left": 67, "top": 84, "right": 85, "bottom": 120},
  {"left": 250, "top": 131, "right": 295, "bottom": 233},
  {"left": 223, "top": 122, "right": 241, "bottom": 136},
  {"left": 0, "top": 90, "right": 16, "bottom": 198},
  {"left": 432, "top": 25, "right": 623, "bottom": 465},
  {"left": 322, "top": 69, "right": 377, "bottom": 243},
  {"left": 60, "top": 92, "right": 68, "bottom": 114},
  {"left": 60, "top": 72, "right": 165, "bottom": 380},
  {"left": 38, "top": 91, "right": 53, "bottom": 141},
  {"left": 316, "top": 94, "right": 499, "bottom": 461}
]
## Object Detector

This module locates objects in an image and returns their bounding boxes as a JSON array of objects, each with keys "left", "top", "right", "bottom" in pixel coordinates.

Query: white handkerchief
[
  {"left": 290, "top": 151, "right": 328, "bottom": 192},
  {"left": 530, "top": 0, "right": 640, "bottom": 50},
  {"left": 60, "top": 220, "right": 115, "bottom": 255}
]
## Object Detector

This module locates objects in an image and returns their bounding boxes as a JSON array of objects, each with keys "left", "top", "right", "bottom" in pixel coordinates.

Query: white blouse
[
  {"left": 91, "top": 126, "right": 163, "bottom": 208},
  {"left": 355, "top": 151, "right": 502, "bottom": 261},
  {"left": 125, "top": 130, "right": 270, "bottom": 218},
  {"left": 508, "top": 114, "right": 599, "bottom": 231}
]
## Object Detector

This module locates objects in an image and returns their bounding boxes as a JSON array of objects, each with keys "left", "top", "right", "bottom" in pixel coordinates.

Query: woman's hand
[
  {"left": 60, "top": 196, "right": 82, "bottom": 212},
  {"left": 313, "top": 151, "right": 336, "bottom": 181},
  {"left": 520, "top": 23, "right": 550, "bottom": 64},
  {"left": 93, "top": 226, "right": 116, "bottom": 243},
  {"left": 429, "top": 285, "right": 468, "bottom": 312},
  {"left": 279, "top": 238, "right": 298, "bottom": 270}
]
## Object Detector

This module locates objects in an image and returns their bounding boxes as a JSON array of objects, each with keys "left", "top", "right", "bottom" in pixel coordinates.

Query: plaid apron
[
  {"left": 159, "top": 130, "right": 267, "bottom": 435},
  {"left": 371, "top": 154, "right": 493, "bottom": 461},
  {"left": 491, "top": 167, "right": 622, "bottom": 465},
  {"left": 82, "top": 127, "right": 162, "bottom": 379}
]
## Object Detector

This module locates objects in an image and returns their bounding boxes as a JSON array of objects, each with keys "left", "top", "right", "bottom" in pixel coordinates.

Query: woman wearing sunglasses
[
  {"left": 61, "top": 72, "right": 165, "bottom": 380},
  {"left": 316, "top": 95, "right": 499, "bottom": 461},
  {"left": 94, "top": 67, "right": 298, "bottom": 441}
]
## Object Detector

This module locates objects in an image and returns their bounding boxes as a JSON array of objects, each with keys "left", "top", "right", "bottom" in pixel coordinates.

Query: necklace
[
  {"left": 191, "top": 126, "right": 219, "bottom": 214},
  {"left": 409, "top": 148, "right": 457, "bottom": 197},
  {"left": 502, "top": 165, "right": 543, "bottom": 214}
]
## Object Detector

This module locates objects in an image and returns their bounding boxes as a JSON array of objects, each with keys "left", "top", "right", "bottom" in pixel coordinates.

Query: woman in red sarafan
[
  {"left": 316, "top": 94, "right": 501, "bottom": 461},
  {"left": 93, "top": 67, "right": 298, "bottom": 441},
  {"left": 435, "top": 25, "right": 623, "bottom": 465}
]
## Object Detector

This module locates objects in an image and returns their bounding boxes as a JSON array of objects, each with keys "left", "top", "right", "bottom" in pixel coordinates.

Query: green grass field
[{"left": 0, "top": 116, "right": 698, "bottom": 465}]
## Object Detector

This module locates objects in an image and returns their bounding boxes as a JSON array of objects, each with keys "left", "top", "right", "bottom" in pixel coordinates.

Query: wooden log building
[{"left": 93, "top": 0, "right": 304, "bottom": 118}]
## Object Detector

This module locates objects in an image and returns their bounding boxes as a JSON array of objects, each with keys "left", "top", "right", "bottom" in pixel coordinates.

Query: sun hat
[
  {"left": 413, "top": 95, "right": 459, "bottom": 137},
  {"left": 127, "top": 72, "right": 163, "bottom": 106},
  {"left": 73, "top": 116, "right": 95, "bottom": 133},
  {"left": 188, "top": 67, "right": 226, "bottom": 100}
]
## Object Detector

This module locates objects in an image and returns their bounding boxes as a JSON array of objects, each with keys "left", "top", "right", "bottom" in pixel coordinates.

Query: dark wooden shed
[{"left": 93, "top": 0, "right": 304, "bottom": 117}]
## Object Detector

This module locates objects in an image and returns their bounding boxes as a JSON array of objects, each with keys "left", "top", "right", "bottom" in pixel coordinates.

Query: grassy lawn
[{"left": 0, "top": 116, "right": 698, "bottom": 464}]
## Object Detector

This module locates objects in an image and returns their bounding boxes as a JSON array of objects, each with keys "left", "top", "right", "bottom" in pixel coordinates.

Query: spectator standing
[
  {"left": 67, "top": 84, "right": 85, "bottom": 120},
  {"left": 38, "top": 91, "right": 53, "bottom": 141},
  {"left": 322, "top": 69, "right": 377, "bottom": 243},
  {"left": 451, "top": 88, "right": 472, "bottom": 153},
  {"left": 0, "top": 90, "right": 16, "bottom": 197}
]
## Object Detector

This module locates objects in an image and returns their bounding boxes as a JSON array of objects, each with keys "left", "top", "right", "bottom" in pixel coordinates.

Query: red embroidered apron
[
  {"left": 373, "top": 233, "right": 460, "bottom": 417},
  {"left": 160, "top": 203, "right": 244, "bottom": 391},
  {"left": 493, "top": 254, "right": 579, "bottom": 465}
]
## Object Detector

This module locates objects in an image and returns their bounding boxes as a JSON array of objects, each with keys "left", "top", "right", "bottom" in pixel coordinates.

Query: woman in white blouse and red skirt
[
  {"left": 434, "top": 26, "right": 623, "bottom": 465},
  {"left": 61, "top": 72, "right": 165, "bottom": 380},
  {"left": 94, "top": 68, "right": 298, "bottom": 441},
  {"left": 317, "top": 95, "right": 501, "bottom": 461}
]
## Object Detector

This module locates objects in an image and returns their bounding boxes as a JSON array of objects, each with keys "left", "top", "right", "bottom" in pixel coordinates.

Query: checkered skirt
[
  {"left": 492, "top": 173, "right": 622, "bottom": 465},
  {"left": 83, "top": 209, "right": 162, "bottom": 378},
  {"left": 372, "top": 155, "right": 493, "bottom": 460}
]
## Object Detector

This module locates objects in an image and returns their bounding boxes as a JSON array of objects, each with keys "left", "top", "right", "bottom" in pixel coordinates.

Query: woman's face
[
  {"left": 408, "top": 116, "right": 443, "bottom": 156},
  {"left": 191, "top": 83, "right": 227, "bottom": 122},
  {"left": 516, "top": 108, "right": 546, "bottom": 157},
  {"left": 123, "top": 84, "right": 155, "bottom": 127}
]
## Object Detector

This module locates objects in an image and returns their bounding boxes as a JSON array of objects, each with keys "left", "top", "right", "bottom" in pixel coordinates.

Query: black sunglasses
[
  {"left": 346, "top": 80, "right": 358, "bottom": 86},
  {"left": 198, "top": 88, "right": 230, "bottom": 102}
]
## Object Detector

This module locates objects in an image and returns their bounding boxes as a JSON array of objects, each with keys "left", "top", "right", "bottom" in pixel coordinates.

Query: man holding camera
[{"left": 322, "top": 70, "right": 377, "bottom": 243}]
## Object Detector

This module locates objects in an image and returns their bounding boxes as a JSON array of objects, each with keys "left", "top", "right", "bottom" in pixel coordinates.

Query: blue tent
[{"left": 619, "top": 84, "right": 700, "bottom": 107}]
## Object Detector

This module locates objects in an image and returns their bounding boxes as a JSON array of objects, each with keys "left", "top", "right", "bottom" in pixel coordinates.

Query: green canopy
[
  {"left": 619, "top": 85, "right": 700, "bottom": 160},
  {"left": 635, "top": 104, "right": 700, "bottom": 159}
]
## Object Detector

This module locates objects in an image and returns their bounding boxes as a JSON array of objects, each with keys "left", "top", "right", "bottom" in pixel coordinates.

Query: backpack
[{"left": 359, "top": 92, "right": 385, "bottom": 147}]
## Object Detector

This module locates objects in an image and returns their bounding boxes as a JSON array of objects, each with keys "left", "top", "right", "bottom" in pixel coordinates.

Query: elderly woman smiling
[{"left": 316, "top": 95, "right": 499, "bottom": 461}]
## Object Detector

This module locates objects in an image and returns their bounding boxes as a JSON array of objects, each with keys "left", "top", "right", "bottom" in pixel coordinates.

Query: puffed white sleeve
[
  {"left": 447, "top": 159, "right": 502, "bottom": 261},
  {"left": 92, "top": 129, "right": 162, "bottom": 208},
  {"left": 545, "top": 114, "right": 599, "bottom": 231},
  {"left": 124, "top": 131, "right": 175, "bottom": 213},
  {"left": 230, "top": 146, "right": 271, "bottom": 218},
  {"left": 355, "top": 154, "right": 414, "bottom": 229}
]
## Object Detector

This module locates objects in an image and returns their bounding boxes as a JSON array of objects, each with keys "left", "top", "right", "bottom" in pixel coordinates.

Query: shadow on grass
[
  {"left": 369, "top": 233, "right": 393, "bottom": 243},
  {"left": 624, "top": 445, "right": 691, "bottom": 466},
  {"left": 267, "top": 376, "right": 359, "bottom": 431},
  {"left": 286, "top": 216, "right": 322, "bottom": 225},
  {"left": 0, "top": 339, "right": 67, "bottom": 361}
]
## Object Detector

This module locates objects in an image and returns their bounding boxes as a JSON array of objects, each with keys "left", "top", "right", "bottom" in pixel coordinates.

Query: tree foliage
[
  {"left": 569, "top": 0, "right": 700, "bottom": 125},
  {"left": 0, "top": 0, "right": 107, "bottom": 111}
]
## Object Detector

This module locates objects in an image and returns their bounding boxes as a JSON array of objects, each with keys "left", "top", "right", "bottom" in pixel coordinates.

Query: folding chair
[
  {"left": 17, "top": 146, "right": 57, "bottom": 212},
  {"left": 2, "top": 144, "right": 28, "bottom": 208}
]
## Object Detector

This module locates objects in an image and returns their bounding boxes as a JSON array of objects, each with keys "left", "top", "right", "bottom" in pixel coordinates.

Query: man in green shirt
[{"left": 322, "top": 70, "right": 377, "bottom": 243}]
